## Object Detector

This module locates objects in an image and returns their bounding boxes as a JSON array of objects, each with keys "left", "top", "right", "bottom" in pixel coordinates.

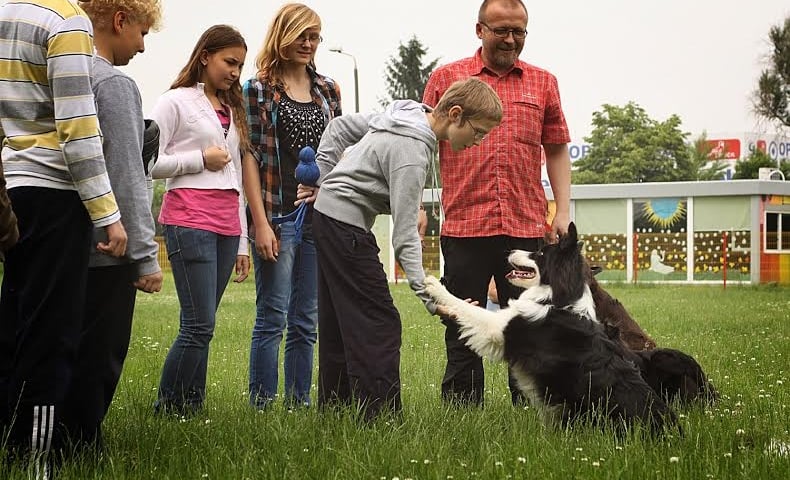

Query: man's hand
[
  {"left": 548, "top": 211, "right": 570, "bottom": 244},
  {"left": 233, "top": 255, "right": 250, "bottom": 283},
  {"left": 97, "top": 220, "right": 127, "bottom": 257},
  {"left": 134, "top": 271, "right": 163, "bottom": 293}
]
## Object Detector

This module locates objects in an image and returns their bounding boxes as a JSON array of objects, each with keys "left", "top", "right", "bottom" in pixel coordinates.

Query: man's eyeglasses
[
  {"left": 465, "top": 118, "right": 488, "bottom": 141},
  {"left": 479, "top": 22, "right": 528, "bottom": 39},
  {"left": 297, "top": 33, "right": 323, "bottom": 45}
]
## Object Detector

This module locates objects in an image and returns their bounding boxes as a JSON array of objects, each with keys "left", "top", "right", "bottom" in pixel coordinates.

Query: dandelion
[{"left": 669, "top": 457, "right": 679, "bottom": 463}]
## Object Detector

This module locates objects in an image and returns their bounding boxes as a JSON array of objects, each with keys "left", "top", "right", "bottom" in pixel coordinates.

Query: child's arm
[
  {"left": 149, "top": 94, "right": 204, "bottom": 179},
  {"left": 315, "top": 113, "right": 374, "bottom": 183}
]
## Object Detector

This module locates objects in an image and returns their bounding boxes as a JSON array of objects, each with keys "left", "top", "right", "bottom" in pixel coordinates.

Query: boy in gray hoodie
[{"left": 306, "top": 78, "right": 502, "bottom": 420}]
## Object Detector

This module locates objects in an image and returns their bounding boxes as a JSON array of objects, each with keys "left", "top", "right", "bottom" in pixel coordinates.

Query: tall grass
[{"left": 2, "top": 277, "right": 789, "bottom": 479}]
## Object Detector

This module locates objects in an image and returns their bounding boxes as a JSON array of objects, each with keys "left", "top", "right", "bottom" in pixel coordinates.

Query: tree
[
  {"left": 685, "top": 132, "right": 729, "bottom": 181},
  {"left": 379, "top": 36, "right": 439, "bottom": 107},
  {"left": 732, "top": 149, "right": 790, "bottom": 179},
  {"left": 573, "top": 102, "right": 692, "bottom": 184},
  {"left": 753, "top": 16, "right": 790, "bottom": 128}
]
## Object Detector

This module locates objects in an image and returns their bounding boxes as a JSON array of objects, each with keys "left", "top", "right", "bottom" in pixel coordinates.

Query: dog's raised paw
[{"left": 423, "top": 276, "right": 453, "bottom": 304}]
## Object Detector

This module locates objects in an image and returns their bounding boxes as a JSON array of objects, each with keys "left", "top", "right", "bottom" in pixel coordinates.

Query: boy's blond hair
[
  {"left": 79, "top": 0, "right": 163, "bottom": 31},
  {"left": 433, "top": 77, "right": 503, "bottom": 123}
]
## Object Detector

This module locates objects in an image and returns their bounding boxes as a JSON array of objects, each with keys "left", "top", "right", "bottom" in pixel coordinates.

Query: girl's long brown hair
[{"left": 171, "top": 24, "right": 250, "bottom": 152}]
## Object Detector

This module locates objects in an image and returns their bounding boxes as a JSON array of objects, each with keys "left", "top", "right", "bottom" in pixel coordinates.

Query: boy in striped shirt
[{"left": 0, "top": 0, "right": 128, "bottom": 468}]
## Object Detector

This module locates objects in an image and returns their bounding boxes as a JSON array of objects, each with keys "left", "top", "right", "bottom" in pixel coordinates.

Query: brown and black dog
[{"left": 587, "top": 265, "right": 718, "bottom": 405}]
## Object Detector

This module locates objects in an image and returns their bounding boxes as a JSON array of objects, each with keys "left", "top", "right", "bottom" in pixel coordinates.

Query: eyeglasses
[
  {"left": 465, "top": 118, "right": 488, "bottom": 141},
  {"left": 479, "top": 22, "right": 528, "bottom": 39},
  {"left": 296, "top": 33, "right": 323, "bottom": 45}
]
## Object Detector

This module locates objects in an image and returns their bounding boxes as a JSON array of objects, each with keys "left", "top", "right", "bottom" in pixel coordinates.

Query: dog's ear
[
  {"left": 590, "top": 265, "right": 603, "bottom": 276},
  {"left": 559, "top": 222, "right": 579, "bottom": 250}
]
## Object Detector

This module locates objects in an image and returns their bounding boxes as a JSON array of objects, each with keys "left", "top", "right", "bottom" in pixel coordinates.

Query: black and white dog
[{"left": 424, "top": 223, "right": 678, "bottom": 432}]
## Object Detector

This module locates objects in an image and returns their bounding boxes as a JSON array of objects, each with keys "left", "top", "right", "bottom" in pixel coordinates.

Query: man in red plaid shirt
[{"left": 423, "top": 0, "right": 571, "bottom": 407}]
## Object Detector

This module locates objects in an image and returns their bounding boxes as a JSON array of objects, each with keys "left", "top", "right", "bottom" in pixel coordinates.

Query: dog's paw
[{"left": 423, "top": 276, "right": 454, "bottom": 305}]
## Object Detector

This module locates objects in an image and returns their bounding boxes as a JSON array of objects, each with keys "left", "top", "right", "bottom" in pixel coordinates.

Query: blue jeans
[
  {"left": 249, "top": 221, "right": 317, "bottom": 407},
  {"left": 156, "top": 225, "right": 239, "bottom": 413}
]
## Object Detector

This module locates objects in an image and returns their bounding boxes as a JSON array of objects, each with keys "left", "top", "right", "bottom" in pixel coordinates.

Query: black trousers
[
  {"left": 440, "top": 235, "right": 542, "bottom": 406},
  {"left": 0, "top": 187, "right": 92, "bottom": 456},
  {"left": 313, "top": 211, "right": 402, "bottom": 420},
  {"left": 63, "top": 263, "right": 137, "bottom": 446}
]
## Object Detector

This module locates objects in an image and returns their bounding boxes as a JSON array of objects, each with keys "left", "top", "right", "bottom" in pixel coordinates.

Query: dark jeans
[
  {"left": 439, "top": 235, "right": 542, "bottom": 406},
  {"left": 313, "top": 211, "right": 402, "bottom": 420},
  {"left": 63, "top": 263, "right": 137, "bottom": 447},
  {"left": 0, "top": 187, "right": 92, "bottom": 457}
]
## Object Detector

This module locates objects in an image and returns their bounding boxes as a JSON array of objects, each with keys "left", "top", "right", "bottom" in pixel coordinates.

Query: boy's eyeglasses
[
  {"left": 465, "top": 119, "right": 488, "bottom": 141},
  {"left": 479, "top": 22, "right": 528, "bottom": 39},
  {"left": 297, "top": 34, "right": 323, "bottom": 45}
]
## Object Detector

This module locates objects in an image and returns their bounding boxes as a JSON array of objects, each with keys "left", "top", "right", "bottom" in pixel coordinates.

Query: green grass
[{"left": 2, "top": 276, "right": 789, "bottom": 479}]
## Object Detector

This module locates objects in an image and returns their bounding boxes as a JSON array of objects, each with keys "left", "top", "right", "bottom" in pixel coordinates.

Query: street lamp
[{"left": 329, "top": 47, "right": 359, "bottom": 113}]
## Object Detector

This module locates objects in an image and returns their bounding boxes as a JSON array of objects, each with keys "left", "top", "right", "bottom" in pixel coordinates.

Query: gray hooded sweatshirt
[{"left": 315, "top": 99, "right": 437, "bottom": 313}]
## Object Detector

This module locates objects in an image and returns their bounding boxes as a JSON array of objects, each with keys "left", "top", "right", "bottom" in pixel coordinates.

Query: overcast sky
[{"left": 121, "top": 0, "right": 789, "bottom": 142}]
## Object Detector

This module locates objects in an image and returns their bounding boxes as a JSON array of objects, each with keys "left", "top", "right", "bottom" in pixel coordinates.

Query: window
[{"left": 764, "top": 211, "right": 790, "bottom": 253}]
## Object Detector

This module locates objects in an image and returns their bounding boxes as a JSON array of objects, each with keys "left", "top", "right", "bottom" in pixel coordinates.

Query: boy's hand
[
  {"left": 97, "top": 220, "right": 127, "bottom": 257},
  {"left": 295, "top": 184, "right": 318, "bottom": 206},
  {"left": 134, "top": 271, "right": 163, "bottom": 293}
]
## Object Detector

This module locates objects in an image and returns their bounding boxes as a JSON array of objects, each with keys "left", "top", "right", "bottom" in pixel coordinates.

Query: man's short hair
[{"left": 434, "top": 77, "right": 503, "bottom": 124}]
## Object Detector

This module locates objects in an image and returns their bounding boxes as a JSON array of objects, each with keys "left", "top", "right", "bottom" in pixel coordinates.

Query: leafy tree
[
  {"left": 685, "top": 132, "right": 729, "bottom": 181},
  {"left": 151, "top": 179, "right": 165, "bottom": 235},
  {"left": 732, "top": 149, "right": 790, "bottom": 179},
  {"left": 573, "top": 102, "right": 692, "bottom": 184},
  {"left": 753, "top": 16, "right": 790, "bottom": 128},
  {"left": 379, "top": 36, "right": 439, "bottom": 107}
]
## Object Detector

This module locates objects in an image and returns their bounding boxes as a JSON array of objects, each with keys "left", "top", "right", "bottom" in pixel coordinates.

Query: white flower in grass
[
  {"left": 592, "top": 461, "right": 600, "bottom": 467},
  {"left": 495, "top": 461, "right": 503, "bottom": 467},
  {"left": 424, "top": 459, "right": 431, "bottom": 465},
  {"left": 736, "top": 429, "right": 746, "bottom": 435},
  {"left": 669, "top": 457, "right": 679, "bottom": 463},
  {"left": 517, "top": 457, "right": 526, "bottom": 463},
  {"left": 615, "top": 446, "right": 623, "bottom": 451},
  {"left": 724, "top": 452, "right": 732, "bottom": 458},
  {"left": 409, "top": 459, "right": 418, "bottom": 464}
]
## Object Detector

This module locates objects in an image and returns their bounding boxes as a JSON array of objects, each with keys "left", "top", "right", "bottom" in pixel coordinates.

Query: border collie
[{"left": 424, "top": 223, "right": 677, "bottom": 431}]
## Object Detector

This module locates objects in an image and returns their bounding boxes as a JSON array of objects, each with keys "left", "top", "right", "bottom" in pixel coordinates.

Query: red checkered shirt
[{"left": 422, "top": 49, "right": 570, "bottom": 238}]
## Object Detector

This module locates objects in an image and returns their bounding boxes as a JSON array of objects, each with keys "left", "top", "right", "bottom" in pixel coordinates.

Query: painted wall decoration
[{"left": 633, "top": 198, "right": 688, "bottom": 279}]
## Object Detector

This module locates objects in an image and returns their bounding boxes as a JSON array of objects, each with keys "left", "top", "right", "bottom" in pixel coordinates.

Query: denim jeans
[
  {"left": 156, "top": 225, "right": 239, "bottom": 413},
  {"left": 249, "top": 221, "right": 317, "bottom": 407}
]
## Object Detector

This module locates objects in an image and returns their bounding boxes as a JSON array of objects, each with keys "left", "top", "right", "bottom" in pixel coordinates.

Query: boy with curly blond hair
[{"left": 61, "top": 0, "right": 164, "bottom": 450}]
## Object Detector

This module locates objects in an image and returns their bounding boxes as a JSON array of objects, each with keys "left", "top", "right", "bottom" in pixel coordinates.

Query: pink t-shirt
[{"left": 159, "top": 188, "right": 240, "bottom": 236}]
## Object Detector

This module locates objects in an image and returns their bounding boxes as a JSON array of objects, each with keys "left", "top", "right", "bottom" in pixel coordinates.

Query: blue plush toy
[{"left": 271, "top": 146, "right": 319, "bottom": 244}]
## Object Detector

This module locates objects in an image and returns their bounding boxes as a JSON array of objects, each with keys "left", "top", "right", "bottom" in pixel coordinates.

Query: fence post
[
  {"left": 633, "top": 233, "right": 639, "bottom": 284},
  {"left": 722, "top": 231, "right": 728, "bottom": 289}
]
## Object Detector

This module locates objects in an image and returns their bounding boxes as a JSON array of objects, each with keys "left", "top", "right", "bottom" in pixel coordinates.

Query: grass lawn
[{"left": 2, "top": 275, "right": 789, "bottom": 479}]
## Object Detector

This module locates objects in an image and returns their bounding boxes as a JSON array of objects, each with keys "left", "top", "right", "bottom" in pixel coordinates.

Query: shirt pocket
[{"left": 511, "top": 101, "right": 544, "bottom": 146}]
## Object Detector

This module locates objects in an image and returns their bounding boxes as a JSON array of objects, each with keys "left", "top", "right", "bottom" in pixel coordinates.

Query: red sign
[{"left": 706, "top": 139, "right": 741, "bottom": 159}]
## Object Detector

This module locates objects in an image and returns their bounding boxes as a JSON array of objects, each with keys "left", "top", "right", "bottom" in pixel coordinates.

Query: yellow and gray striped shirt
[{"left": 0, "top": 0, "right": 119, "bottom": 226}]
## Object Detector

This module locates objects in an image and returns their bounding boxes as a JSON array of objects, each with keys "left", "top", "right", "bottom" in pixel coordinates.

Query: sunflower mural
[{"left": 633, "top": 198, "right": 688, "bottom": 278}]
